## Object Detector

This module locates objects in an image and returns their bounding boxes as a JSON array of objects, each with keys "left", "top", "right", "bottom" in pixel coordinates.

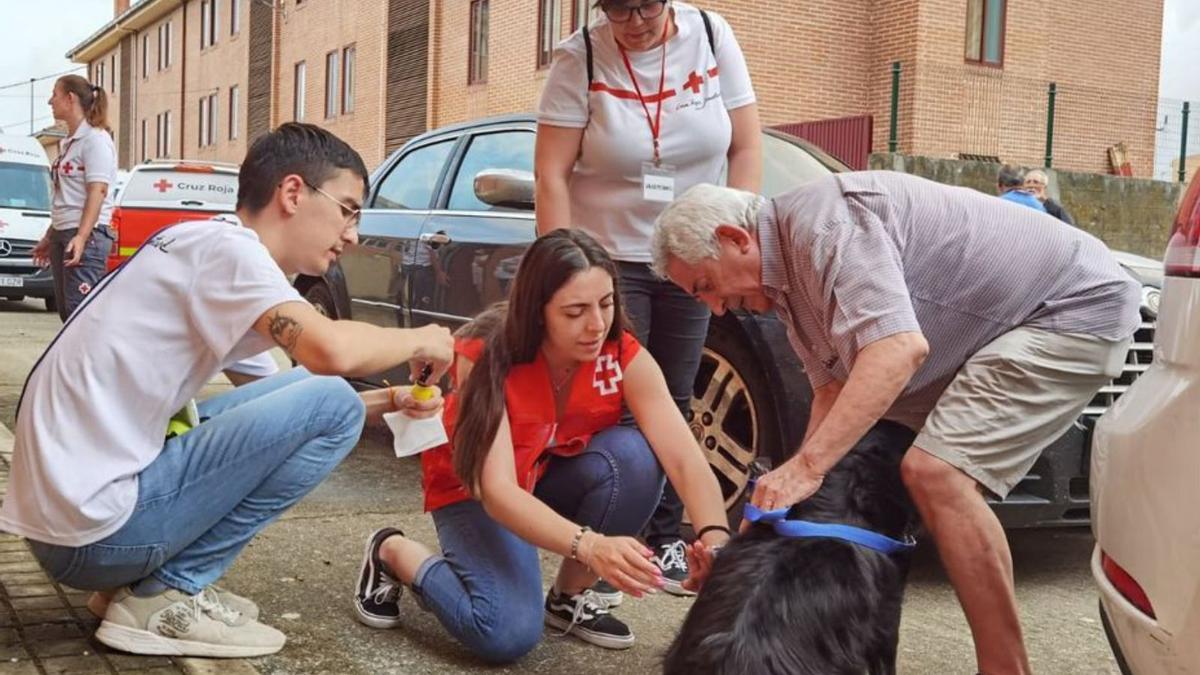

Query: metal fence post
[
  {"left": 1180, "top": 101, "right": 1191, "bottom": 183},
  {"left": 888, "top": 62, "right": 901, "bottom": 153},
  {"left": 1044, "top": 82, "right": 1057, "bottom": 169}
]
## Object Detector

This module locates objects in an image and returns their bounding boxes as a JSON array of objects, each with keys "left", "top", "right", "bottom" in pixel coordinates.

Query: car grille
[
  {"left": 0, "top": 239, "right": 35, "bottom": 258},
  {"left": 1082, "top": 316, "right": 1156, "bottom": 418}
]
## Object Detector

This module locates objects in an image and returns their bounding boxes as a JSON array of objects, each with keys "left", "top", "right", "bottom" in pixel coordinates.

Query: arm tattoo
[{"left": 268, "top": 311, "right": 304, "bottom": 354}]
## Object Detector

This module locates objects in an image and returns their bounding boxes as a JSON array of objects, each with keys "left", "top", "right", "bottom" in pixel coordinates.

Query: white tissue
[{"left": 383, "top": 411, "right": 449, "bottom": 458}]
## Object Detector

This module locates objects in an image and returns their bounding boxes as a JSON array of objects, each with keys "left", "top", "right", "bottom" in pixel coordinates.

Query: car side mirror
[{"left": 474, "top": 169, "right": 535, "bottom": 211}]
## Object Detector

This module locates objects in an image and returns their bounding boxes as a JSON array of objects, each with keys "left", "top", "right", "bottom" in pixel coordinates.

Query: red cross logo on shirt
[
  {"left": 153, "top": 179, "right": 173, "bottom": 193},
  {"left": 61, "top": 161, "right": 75, "bottom": 175},
  {"left": 592, "top": 354, "right": 624, "bottom": 397},
  {"left": 683, "top": 70, "right": 705, "bottom": 95}
]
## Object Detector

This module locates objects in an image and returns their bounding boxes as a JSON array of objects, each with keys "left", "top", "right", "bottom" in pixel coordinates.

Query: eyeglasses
[
  {"left": 603, "top": 0, "right": 668, "bottom": 23},
  {"left": 303, "top": 180, "right": 361, "bottom": 228}
]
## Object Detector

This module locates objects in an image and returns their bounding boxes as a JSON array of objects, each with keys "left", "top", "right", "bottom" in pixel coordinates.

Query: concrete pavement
[{"left": 0, "top": 298, "right": 1121, "bottom": 674}]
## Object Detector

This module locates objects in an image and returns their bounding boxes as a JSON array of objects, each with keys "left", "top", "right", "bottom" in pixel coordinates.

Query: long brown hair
[
  {"left": 57, "top": 75, "right": 110, "bottom": 133},
  {"left": 453, "top": 229, "right": 629, "bottom": 493}
]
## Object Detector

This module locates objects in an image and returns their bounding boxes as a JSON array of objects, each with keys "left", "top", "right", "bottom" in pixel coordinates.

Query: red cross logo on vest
[
  {"left": 153, "top": 179, "right": 173, "bottom": 193},
  {"left": 592, "top": 354, "right": 623, "bottom": 396},
  {"left": 683, "top": 70, "right": 704, "bottom": 95}
]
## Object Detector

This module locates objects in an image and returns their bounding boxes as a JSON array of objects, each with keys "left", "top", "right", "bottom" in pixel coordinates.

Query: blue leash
[{"left": 742, "top": 503, "right": 916, "bottom": 555}]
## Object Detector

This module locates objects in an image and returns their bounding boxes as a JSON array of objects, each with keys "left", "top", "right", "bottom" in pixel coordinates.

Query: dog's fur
[{"left": 663, "top": 420, "right": 919, "bottom": 675}]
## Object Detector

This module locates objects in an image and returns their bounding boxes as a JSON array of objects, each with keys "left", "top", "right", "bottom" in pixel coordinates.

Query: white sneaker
[
  {"left": 95, "top": 587, "right": 285, "bottom": 658},
  {"left": 89, "top": 585, "right": 259, "bottom": 621}
]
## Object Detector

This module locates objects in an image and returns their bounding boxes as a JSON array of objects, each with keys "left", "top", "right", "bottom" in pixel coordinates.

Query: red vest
[{"left": 421, "top": 331, "right": 641, "bottom": 512}]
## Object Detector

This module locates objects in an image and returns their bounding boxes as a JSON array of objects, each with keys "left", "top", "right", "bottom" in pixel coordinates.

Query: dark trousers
[
  {"left": 48, "top": 225, "right": 112, "bottom": 321},
  {"left": 617, "top": 261, "right": 711, "bottom": 547}
]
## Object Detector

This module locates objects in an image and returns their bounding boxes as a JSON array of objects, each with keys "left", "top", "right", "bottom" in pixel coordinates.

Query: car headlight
[{"left": 1141, "top": 285, "right": 1161, "bottom": 318}]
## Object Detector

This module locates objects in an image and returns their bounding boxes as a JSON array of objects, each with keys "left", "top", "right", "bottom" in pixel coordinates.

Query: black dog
[{"left": 663, "top": 420, "right": 919, "bottom": 675}]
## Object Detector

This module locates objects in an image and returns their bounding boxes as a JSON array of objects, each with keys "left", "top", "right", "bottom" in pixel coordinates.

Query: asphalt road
[{"left": 0, "top": 298, "right": 1121, "bottom": 674}]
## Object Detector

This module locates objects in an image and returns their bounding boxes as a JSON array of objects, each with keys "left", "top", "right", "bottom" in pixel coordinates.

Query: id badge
[{"left": 642, "top": 162, "right": 676, "bottom": 203}]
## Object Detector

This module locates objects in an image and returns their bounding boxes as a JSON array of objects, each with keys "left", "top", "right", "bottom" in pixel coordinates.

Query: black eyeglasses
[
  {"left": 603, "top": 0, "right": 668, "bottom": 23},
  {"left": 303, "top": 180, "right": 361, "bottom": 228}
]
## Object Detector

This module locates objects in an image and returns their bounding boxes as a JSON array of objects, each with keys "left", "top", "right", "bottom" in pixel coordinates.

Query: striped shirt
[{"left": 757, "top": 171, "right": 1142, "bottom": 429}]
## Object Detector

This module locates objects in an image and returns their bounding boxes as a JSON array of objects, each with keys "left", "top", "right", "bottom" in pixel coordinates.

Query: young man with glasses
[{"left": 1, "top": 123, "right": 454, "bottom": 658}]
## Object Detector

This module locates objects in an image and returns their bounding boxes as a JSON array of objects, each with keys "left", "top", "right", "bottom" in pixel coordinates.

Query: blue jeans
[
  {"left": 412, "top": 426, "right": 664, "bottom": 664},
  {"left": 30, "top": 367, "right": 365, "bottom": 595},
  {"left": 617, "top": 261, "right": 710, "bottom": 546}
]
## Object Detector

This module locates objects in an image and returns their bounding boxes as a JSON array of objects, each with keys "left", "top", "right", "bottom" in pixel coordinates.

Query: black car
[{"left": 298, "top": 114, "right": 1158, "bottom": 528}]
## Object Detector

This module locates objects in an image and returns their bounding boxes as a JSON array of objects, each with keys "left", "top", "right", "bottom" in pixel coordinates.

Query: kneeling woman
[{"left": 352, "top": 229, "right": 730, "bottom": 662}]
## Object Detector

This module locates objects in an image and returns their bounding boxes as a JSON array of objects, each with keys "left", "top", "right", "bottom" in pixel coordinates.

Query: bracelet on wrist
[
  {"left": 696, "top": 524, "right": 731, "bottom": 540},
  {"left": 570, "top": 526, "right": 592, "bottom": 562}
]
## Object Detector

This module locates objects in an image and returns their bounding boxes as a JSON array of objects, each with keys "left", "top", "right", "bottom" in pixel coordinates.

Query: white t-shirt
[
  {"left": 52, "top": 121, "right": 116, "bottom": 231},
  {"left": 537, "top": 3, "right": 756, "bottom": 262},
  {"left": 0, "top": 219, "right": 303, "bottom": 546}
]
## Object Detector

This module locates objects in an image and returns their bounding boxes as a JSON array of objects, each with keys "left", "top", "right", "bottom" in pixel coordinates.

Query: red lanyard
[{"left": 618, "top": 18, "right": 671, "bottom": 166}]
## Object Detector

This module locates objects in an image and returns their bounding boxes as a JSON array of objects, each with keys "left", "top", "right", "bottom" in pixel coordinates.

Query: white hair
[
  {"left": 651, "top": 183, "right": 763, "bottom": 278},
  {"left": 1024, "top": 168, "right": 1049, "bottom": 185}
]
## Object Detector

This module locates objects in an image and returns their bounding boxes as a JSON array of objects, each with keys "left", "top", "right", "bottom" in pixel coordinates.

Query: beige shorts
[{"left": 914, "top": 326, "right": 1130, "bottom": 498}]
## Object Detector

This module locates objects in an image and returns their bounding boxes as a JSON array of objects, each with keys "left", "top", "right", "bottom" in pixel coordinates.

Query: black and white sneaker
[
  {"left": 544, "top": 588, "right": 634, "bottom": 650},
  {"left": 354, "top": 527, "right": 405, "bottom": 629},
  {"left": 654, "top": 540, "right": 695, "bottom": 597},
  {"left": 590, "top": 579, "right": 623, "bottom": 608}
]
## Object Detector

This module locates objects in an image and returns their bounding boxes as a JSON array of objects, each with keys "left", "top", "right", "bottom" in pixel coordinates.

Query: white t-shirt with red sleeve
[{"left": 537, "top": 2, "right": 756, "bottom": 263}]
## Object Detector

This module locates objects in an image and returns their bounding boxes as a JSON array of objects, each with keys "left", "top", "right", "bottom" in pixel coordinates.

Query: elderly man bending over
[{"left": 651, "top": 172, "right": 1140, "bottom": 675}]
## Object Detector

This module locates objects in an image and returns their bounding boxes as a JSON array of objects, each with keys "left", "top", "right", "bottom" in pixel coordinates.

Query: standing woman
[
  {"left": 33, "top": 75, "right": 117, "bottom": 320},
  {"left": 534, "top": 0, "right": 761, "bottom": 594}
]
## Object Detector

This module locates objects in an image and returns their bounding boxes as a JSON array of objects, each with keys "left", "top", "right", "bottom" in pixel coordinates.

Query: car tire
[
  {"left": 1098, "top": 600, "right": 1134, "bottom": 675},
  {"left": 43, "top": 295, "right": 56, "bottom": 313},
  {"left": 687, "top": 318, "right": 783, "bottom": 529},
  {"left": 303, "top": 280, "right": 338, "bottom": 319}
]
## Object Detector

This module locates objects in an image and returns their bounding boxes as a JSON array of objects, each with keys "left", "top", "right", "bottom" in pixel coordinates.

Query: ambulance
[
  {"left": 0, "top": 134, "right": 55, "bottom": 311},
  {"left": 108, "top": 160, "right": 240, "bottom": 269}
]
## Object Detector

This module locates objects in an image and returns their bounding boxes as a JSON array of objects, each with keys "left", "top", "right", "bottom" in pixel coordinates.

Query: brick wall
[
  {"left": 182, "top": 0, "right": 250, "bottom": 164},
  {"left": 128, "top": 9, "right": 185, "bottom": 165},
  {"left": 276, "top": 0, "right": 390, "bottom": 170},
  {"left": 428, "top": 0, "right": 1162, "bottom": 177}
]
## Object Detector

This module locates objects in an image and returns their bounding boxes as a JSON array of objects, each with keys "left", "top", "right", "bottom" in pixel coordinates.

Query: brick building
[{"left": 69, "top": 0, "right": 1163, "bottom": 176}]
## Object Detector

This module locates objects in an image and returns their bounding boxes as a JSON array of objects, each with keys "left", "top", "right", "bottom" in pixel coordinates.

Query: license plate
[{"left": 0, "top": 276, "right": 23, "bottom": 288}]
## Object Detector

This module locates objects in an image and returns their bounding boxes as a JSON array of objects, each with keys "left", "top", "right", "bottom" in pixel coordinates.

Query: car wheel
[
  {"left": 304, "top": 280, "right": 337, "bottom": 319},
  {"left": 43, "top": 295, "right": 56, "bottom": 313},
  {"left": 1099, "top": 600, "right": 1134, "bottom": 675},
  {"left": 687, "top": 318, "right": 782, "bottom": 527}
]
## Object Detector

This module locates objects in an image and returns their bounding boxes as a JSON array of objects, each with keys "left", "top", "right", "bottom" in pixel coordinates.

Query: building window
[
  {"left": 96, "top": 62, "right": 105, "bottom": 91},
  {"left": 342, "top": 45, "right": 355, "bottom": 114},
  {"left": 199, "top": 93, "right": 218, "bottom": 147},
  {"left": 231, "top": 0, "right": 240, "bottom": 35},
  {"left": 294, "top": 61, "right": 307, "bottom": 121},
  {"left": 158, "top": 22, "right": 173, "bottom": 70},
  {"left": 537, "top": 0, "right": 560, "bottom": 69},
  {"left": 965, "top": 0, "right": 1006, "bottom": 65},
  {"left": 110, "top": 55, "right": 116, "bottom": 92},
  {"left": 571, "top": 0, "right": 592, "bottom": 32},
  {"left": 469, "top": 0, "right": 489, "bottom": 84},
  {"left": 156, "top": 111, "right": 172, "bottom": 158},
  {"left": 140, "top": 119, "right": 147, "bottom": 162},
  {"left": 229, "top": 85, "right": 239, "bottom": 140},
  {"left": 201, "top": 0, "right": 218, "bottom": 48},
  {"left": 325, "top": 51, "right": 339, "bottom": 119},
  {"left": 141, "top": 34, "right": 148, "bottom": 79}
]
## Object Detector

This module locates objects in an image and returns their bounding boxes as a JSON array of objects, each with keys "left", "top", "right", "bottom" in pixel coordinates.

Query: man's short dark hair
[
  {"left": 237, "top": 122, "right": 369, "bottom": 213},
  {"left": 997, "top": 164, "right": 1025, "bottom": 190}
]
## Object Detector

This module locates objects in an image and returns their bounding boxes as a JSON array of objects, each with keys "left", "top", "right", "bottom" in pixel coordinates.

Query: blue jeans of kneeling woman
[
  {"left": 30, "top": 367, "right": 364, "bottom": 595},
  {"left": 413, "top": 426, "right": 665, "bottom": 664}
]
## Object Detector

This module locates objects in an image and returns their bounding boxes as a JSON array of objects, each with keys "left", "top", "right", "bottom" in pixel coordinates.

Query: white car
[
  {"left": 1091, "top": 174, "right": 1200, "bottom": 673},
  {"left": 0, "top": 134, "right": 55, "bottom": 311}
]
